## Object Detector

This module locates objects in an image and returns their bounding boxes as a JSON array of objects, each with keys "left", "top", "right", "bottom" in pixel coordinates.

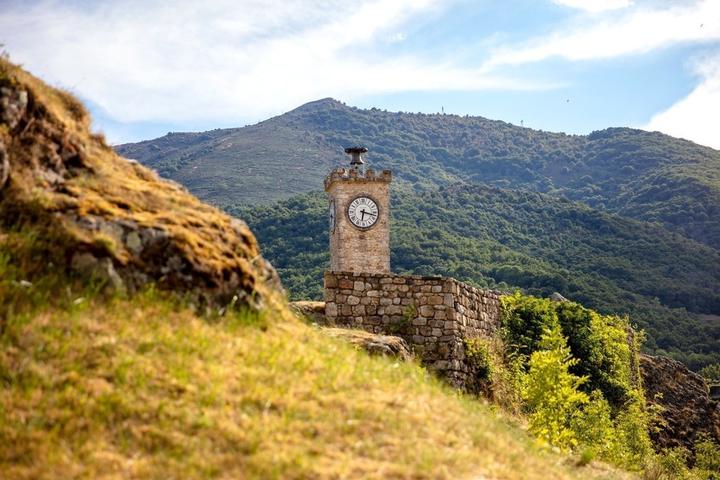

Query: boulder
[
  {"left": 640, "top": 353, "right": 720, "bottom": 451},
  {"left": 323, "top": 327, "right": 412, "bottom": 361},
  {"left": 289, "top": 301, "right": 327, "bottom": 324}
]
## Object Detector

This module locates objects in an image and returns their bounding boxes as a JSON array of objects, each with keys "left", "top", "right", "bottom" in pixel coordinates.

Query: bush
[
  {"left": 694, "top": 434, "right": 720, "bottom": 476},
  {"left": 698, "top": 363, "right": 720, "bottom": 383},
  {"left": 521, "top": 325, "right": 589, "bottom": 451}
]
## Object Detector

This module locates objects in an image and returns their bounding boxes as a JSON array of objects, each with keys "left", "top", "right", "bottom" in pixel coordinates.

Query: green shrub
[
  {"left": 521, "top": 325, "right": 589, "bottom": 451},
  {"left": 570, "top": 390, "right": 620, "bottom": 459},
  {"left": 501, "top": 292, "right": 559, "bottom": 359},
  {"left": 694, "top": 434, "right": 720, "bottom": 476},
  {"left": 698, "top": 364, "right": 720, "bottom": 383},
  {"left": 465, "top": 338, "right": 493, "bottom": 382}
]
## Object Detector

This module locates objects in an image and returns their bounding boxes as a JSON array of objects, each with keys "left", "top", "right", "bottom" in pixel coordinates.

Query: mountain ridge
[{"left": 116, "top": 97, "right": 720, "bottom": 250}]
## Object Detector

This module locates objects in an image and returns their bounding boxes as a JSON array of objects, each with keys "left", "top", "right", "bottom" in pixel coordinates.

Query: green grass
[{"left": 0, "top": 291, "right": 635, "bottom": 479}]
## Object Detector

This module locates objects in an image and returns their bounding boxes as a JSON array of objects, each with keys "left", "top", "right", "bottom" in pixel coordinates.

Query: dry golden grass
[{"left": 0, "top": 290, "right": 635, "bottom": 480}]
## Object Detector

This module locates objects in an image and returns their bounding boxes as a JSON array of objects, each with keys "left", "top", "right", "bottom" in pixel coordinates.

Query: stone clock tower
[{"left": 325, "top": 147, "right": 392, "bottom": 273}]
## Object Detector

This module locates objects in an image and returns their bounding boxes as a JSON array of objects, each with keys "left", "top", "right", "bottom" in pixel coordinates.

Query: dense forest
[{"left": 232, "top": 185, "right": 720, "bottom": 370}]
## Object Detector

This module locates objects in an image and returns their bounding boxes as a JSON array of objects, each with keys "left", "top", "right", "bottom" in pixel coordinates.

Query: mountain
[
  {"left": 116, "top": 98, "right": 720, "bottom": 250},
  {"left": 233, "top": 185, "right": 720, "bottom": 370}
]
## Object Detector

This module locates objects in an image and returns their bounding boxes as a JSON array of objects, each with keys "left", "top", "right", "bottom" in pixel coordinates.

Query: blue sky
[{"left": 1, "top": 0, "right": 719, "bottom": 148}]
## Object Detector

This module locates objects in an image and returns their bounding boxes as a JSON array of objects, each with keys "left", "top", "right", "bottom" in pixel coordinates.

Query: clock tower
[{"left": 325, "top": 147, "right": 392, "bottom": 273}]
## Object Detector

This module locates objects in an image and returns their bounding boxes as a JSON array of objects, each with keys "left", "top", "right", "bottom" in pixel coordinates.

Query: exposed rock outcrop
[
  {"left": 0, "top": 58, "right": 280, "bottom": 309},
  {"left": 640, "top": 353, "right": 720, "bottom": 451},
  {"left": 324, "top": 327, "right": 412, "bottom": 361},
  {"left": 289, "top": 301, "right": 327, "bottom": 324}
]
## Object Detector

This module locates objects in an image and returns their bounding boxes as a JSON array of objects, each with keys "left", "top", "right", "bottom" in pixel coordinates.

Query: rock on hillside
[
  {"left": 640, "top": 354, "right": 720, "bottom": 451},
  {"left": 0, "top": 58, "right": 279, "bottom": 308}
]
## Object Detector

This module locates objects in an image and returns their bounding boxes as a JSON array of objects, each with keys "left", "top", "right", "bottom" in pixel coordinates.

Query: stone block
[
  {"left": 352, "top": 305, "right": 366, "bottom": 316},
  {"left": 347, "top": 295, "right": 360, "bottom": 306},
  {"left": 432, "top": 328, "right": 442, "bottom": 336},
  {"left": 433, "top": 360, "right": 449, "bottom": 370},
  {"left": 380, "top": 277, "right": 392, "bottom": 284},
  {"left": 326, "top": 302, "right": 338, "bottom": 317},
  {"left": 418, "top": 305, "right": 434, "bottom": 317},
  {"left": 398, "top": 285, "right": 409, "bottom": 292},
  {"left": 412, "top": 317, "right": 427, "bottom": 326},
  {"left": 367, "top": 305, "right": 377, "bottom": 315},
  {"left": 428, "top": 295, "right": 443, "bottom": 305},
  {"left": 412, "top": 335, "right": 425, "bottom": 344},
  {"left": 367, "top": 290, "right": 382, "bottom": 298},
  {"left": 434, "top": 310, "right": 446, "bottom": 320},
  {"left": 393, "top": 277, "right": 406, "bottom": 284},
  {"left": 443, "top": 293, "right": 454, "bottom": 307},
  {"left": 341, "top": 305, "right": 352, "bottom": 316},
  {"left": 431, "top": 285, "right": 442, "bottom": 293},
  {"left": 336, "top": 294, "right": 347, "bottom": 303},
  {"left": 393, "top": 297, "right": 401, "bottom": 305},
  {"left": 379, "top": 298, "right": 392, "bottom": 306},
  {"left": 385, "top": 305, "right": 402, "bottom": 315},
  {"left": 339, "top": 279, "right": 354, "bottom": 289},
  {"left": 325, "top": 274, "right": 338, "bottom": 288},
  {"left": 354, "top": 281, "right": 365, "bottom": 291}
]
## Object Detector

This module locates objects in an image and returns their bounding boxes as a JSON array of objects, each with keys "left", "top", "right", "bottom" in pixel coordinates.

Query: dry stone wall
[{"left": 324, "top": 271, "right": 502, "bottom": 387}]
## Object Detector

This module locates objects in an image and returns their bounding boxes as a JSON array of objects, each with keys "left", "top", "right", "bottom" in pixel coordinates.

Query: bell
[{"left": 345, "top": 146, "right": 368, "bottom": 166}]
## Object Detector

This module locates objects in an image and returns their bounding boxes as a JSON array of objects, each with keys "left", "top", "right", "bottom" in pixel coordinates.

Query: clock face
[
  {"left": 348, "top": 196, "right": 379, "bottom": 229},
  {"left": 329, "top": 200, "right": 336, "bottom": 232}
]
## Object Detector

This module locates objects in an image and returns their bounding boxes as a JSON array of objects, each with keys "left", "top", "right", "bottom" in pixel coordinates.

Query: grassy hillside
[
  {"left": 233, "top": 185, "right": 720, "bottom": 369},
  {"left": 116, "top": 98, "right": 720, "bottom": 250},
  {"left": 0, "top": 286, "right": 639, "bottom": 479}
]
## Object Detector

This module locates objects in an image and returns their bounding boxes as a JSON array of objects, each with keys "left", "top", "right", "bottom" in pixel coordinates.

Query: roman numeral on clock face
[{"left": 348, "top": 196, "right": 379, "bottom": 229}]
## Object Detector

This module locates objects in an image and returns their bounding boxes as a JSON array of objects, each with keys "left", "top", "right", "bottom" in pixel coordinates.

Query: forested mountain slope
[
  {"left": 233, "top": 185, "right": 720, "bottom": 369},
  {"left": 117, "top": 98, "right": 720, "bottom": 250}
]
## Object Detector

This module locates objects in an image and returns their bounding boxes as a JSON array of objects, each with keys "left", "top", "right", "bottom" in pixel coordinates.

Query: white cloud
[
  {"left": 645, "top": 54, "right": 720, "bottom": 149},
  {"left": 486, "top": 0, "right": 720, "bottom": 67},
  {"left": 552, "top": 0, "right": 633, "bottom": 13},
  {"left": 0, "top": 0, "right": 549, "bottom": 138}
]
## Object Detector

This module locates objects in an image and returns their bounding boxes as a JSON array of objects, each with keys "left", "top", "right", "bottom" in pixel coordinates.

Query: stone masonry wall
[{"left": 324, "top": 271, "right": 502, "bottom": 388}]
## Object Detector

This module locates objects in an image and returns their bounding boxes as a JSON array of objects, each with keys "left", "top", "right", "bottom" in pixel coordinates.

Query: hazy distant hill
[
  {"left": 117, "top": 98, "right": 720, "bottom": 250},
  {"left": 233, "top": 185, "right": 720, "bottom": 370}
]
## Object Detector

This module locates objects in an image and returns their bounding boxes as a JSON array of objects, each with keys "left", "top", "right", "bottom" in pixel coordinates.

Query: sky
[{"left": 1, "top": 0, "right": 718, "bottom": 149}]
